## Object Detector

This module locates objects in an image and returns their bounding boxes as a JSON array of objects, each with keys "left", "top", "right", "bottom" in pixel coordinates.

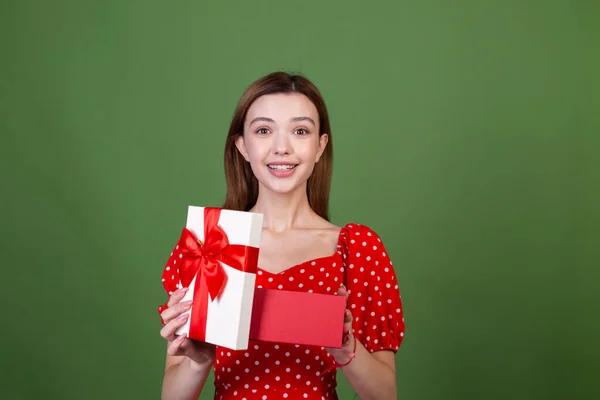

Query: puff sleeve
[
  {"left": 342, "top": 224, "right": 405, "bottom": 353},
  {"left": 157, "top": 241, "right": 184, "bottom": 325}
]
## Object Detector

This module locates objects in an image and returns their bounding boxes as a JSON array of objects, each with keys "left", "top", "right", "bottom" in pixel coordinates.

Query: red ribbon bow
[{"left": 177, "top": 207, "right": 259, "bottom": 341}]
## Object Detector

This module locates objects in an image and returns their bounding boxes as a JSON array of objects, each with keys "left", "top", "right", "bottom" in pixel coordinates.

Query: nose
[{"left": 272, "top": 131, "right": 292, "bottom": 155}]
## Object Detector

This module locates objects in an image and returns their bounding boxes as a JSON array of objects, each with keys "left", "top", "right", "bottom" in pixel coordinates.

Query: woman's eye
[
  {"left": 295, "top": 128, "right": 309, "bottom": 135},
  {"left": 256, "top": 128, "right": 269, "bottom": 134}
]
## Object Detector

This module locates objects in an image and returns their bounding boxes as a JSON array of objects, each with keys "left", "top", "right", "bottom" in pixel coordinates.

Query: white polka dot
[
  {"left": 255, "top": 361, "right": 260, "bottom": 365},
  {"left": 285, "top": 352, "right": 290, "bottom": 357},
  {"left": 296, "top": 374, "right": 301, "bottom": 379},
  {"left": 309, "top": 276, "right": 314, "bottom": 280},
  {"left": 283, "top": 394, "right": 288, "bottom": 398},
  {"left": 373, "top": 245, "right": 377, "bottom": 250},
  {"left": 265, "top": 368, "right": 270, "bottom": 373},
  {"left": 268, "top": 277, "right": 273, "bottom": 282},
  {"left": 286, "top": 383, "right": 291, "bottom": 388},
  {"left": 362, "top": 241, "right": 367, "bottom": 246},
  {"left": 274, "top": 345, "right": 279, "bottom": 349},
  {"left": 255, "top": 376, "right": 260, "bottom": 381},
  {"left": 300, "top": 269, "right": 305, "bottom": 273},
  {"left": 356, "top": 253, "right": 361, "bottom": 257},
  {"left": 166, "top": 266, "right": 170, "bottom": 271},
  {"left": 278, "top": 284, "right": 283, "bottom": 289},
  {"left": 298, "top": 283, "right": 304, "bottom": 288},
  {"left": 286, "top": 368, "right": 291, "bottom": 372}
]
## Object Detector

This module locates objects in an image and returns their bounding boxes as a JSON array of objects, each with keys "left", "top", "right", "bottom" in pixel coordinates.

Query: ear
[
  {"left": 315, "top": 133, "right": 329, "bottom": 163},
  {"left": 235, "top": 135, "right": 250, "bottom": 162}
]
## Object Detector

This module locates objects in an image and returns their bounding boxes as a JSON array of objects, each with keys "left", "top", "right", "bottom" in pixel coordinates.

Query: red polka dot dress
[{"left": 159, "top": 223, "right": 405, "bottom": 400}]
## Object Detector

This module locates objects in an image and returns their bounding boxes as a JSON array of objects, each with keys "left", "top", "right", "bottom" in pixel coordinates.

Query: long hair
[{"left": 222, "top": 72, "right": 333, "bottom": 220}]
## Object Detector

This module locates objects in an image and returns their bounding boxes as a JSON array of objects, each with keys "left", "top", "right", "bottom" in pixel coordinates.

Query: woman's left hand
[{"left": 325, "top": 285, "right": 356, "bottom": 365}]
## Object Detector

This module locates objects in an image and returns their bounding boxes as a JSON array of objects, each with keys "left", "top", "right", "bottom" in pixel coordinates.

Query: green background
[{"left": 1, "top": 1, "right": 598, "bottom": 399}]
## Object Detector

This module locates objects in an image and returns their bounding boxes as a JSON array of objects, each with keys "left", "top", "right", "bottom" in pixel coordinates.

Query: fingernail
[
  {"left": 340, "top": 284, "right": 346, "bottom": 290},
  {"left": 181, "top": 300, "right": 193, "bottom": 308},
  {"left": 178, "top": 313, "right": 189, "bottom": 320},
  {"left": 178, "top": 287, "right": 189, "bottom": 293}
]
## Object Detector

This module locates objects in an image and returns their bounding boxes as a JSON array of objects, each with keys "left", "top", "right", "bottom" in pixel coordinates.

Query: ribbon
[{"left": 178, "top": 207, "right": 259, "bottom": 341}]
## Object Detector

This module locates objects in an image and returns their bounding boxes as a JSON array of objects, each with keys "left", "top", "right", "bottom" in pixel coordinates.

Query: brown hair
[{"left": 222, "top": 71, "right": 333, "bottom": 220}]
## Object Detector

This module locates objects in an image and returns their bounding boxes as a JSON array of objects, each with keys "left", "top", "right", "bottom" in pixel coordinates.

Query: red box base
[{"left": 249, "top": 288, "right": 346, "bottom": 349}]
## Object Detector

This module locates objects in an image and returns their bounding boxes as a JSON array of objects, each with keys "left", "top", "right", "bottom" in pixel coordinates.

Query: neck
[{"left": 250, "top": 185, "right": 314, "bottom": 232}]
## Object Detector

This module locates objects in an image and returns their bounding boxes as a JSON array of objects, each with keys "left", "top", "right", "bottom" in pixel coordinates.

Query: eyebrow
[{"left": 249, "top": 116, "right": 316, "bottom": 126}]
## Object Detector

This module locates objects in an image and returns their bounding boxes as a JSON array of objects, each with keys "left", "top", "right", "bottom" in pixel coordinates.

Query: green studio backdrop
[{"left": 1, "top": 1, "right": 598, "bottom": 399}]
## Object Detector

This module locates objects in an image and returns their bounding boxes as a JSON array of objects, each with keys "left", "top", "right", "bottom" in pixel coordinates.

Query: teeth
[{"left": 268, "top": 164, "right": 296, "bottom": 170}]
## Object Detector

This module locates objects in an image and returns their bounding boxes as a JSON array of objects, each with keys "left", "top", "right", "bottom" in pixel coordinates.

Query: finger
[
  {"left": 167, "top": 332, "right": 187, "bottom": 356},
  {"left": 161, "top": 300, "right": 193, "bottom": 323},
  {"left": 336, "top": 284, "right": 349, "bottom": 299},
  {"left": 344, "top": 309, "right": 352, "bottom": 324},
  {"left": 167, "top": 287, "right": 189, "bottom": 308},
  {"left": 160, "top": 312, "right": 190, "bottom": 342}
]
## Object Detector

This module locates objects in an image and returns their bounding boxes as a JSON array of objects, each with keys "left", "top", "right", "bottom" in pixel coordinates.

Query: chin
[{"left": 256, "top": 175, "right": 310, "bottom": 196}]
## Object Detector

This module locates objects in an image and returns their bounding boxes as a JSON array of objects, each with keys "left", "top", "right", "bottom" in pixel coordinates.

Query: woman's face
[{"left": 235, "top": 93, "right": 328, "bottom": 196}]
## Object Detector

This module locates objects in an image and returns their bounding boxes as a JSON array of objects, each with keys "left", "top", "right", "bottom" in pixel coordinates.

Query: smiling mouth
[{"left": 267, "top": 164, "right": 298, "bottom": 170}]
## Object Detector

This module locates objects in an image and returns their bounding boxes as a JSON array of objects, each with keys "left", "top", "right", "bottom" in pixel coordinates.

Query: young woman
[{"left": 158, "top": 72, "right": 405, "bottom": 400}]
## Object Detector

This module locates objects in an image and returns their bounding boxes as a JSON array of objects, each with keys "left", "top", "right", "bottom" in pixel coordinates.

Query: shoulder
[
  {"left": 341, "top": 222, "right": 387, "bottom": 245},
  {"left": 340, "top": 222, "right": 395, "bottom": 269}
]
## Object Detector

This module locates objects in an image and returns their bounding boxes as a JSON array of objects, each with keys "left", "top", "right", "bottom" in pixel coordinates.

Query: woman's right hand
[{"left": 160, "top": 287, "right": 216, "bottom": 367}]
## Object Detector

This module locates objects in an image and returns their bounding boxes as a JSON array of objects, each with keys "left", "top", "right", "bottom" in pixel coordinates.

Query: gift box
[
  {"left": 174, "top": 206, "right": 263, "bottom": 350},
  {"left": 249, "top": 287, "right": 347, "bottom": 348}
]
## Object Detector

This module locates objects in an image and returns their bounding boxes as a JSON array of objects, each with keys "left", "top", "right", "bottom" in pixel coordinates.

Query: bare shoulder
[{"left": 306, "top": 216, "right": 342, "bottom": 239}]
